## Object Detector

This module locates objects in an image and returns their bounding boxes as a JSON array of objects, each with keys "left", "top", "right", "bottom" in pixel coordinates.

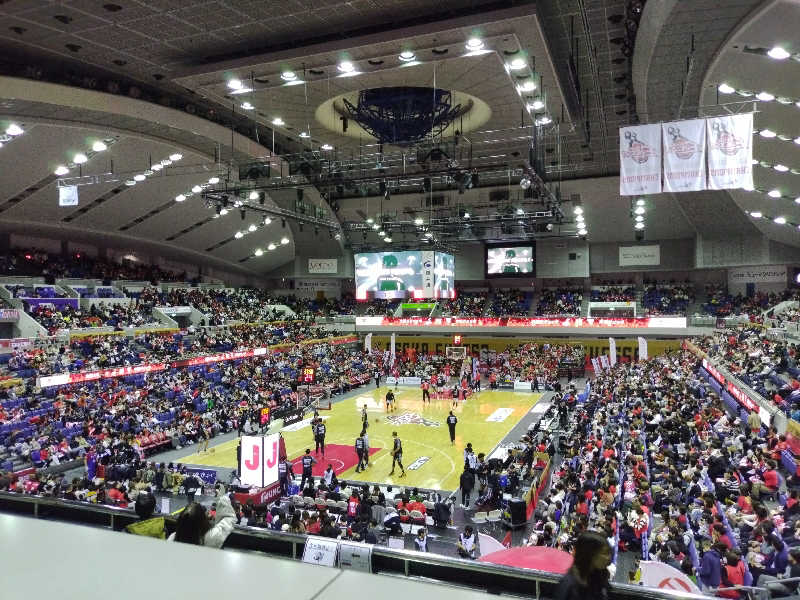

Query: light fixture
[
  {"left": 519, "top": 175, "right": 531, "bottom": 189},
  {"left": 384, "top": 236, "right": 392, "bottom": 242},
  {"left": 760, "top": 129, "right": 777, "bottom": 138},
  {"left": 280, "top": 70, "right": 297, "bottom": 81},
  {"left": 133, "top": 174, "right": 146, "bottom": 182},
  {"left": 321, "top": 144, "right": 333, "bottom": 151},
  {"left": 271, "top": 117, "right": 285, "bottom": 126},
  {"left": 220, "top": 208, "right": 228, "bottom": 216},
  {"left": 192, "top": 185, "right": 202, "bottom": 193},
  {"left": 536, "top": 115, "right": 552, "bottom": 125},
  {"left": 634, "top": 222, "right": 645, "bottom": 230},
  {"left": 576, "top": 214, "right": 585, "bottom": 222},
  {"left": 337, "top": 61, "right": 355, "bottom": 73},
  {"left": 518, "top": 80, "right": 536, "bottom": 92},
  {"left": 175, "top": 194, "right": 186, "bottom": 202},
  {"left": 254, "top": 249, "right": 264, "bottom": 257},
  {"left": 634, "top": 206, "right": 645, "bottom": 215},
  {"left": 371, "top": 223, "right": 379, "bottom": 230},
  {"left": 768, "top": 189, "right": 782, "bottom": 198},
  {"left": 573, "top": 206, "right": 583, "bottom": 215},
  {"left": 578, "top": 228, "right": 587, "bottom": 236},
  {"left": 508, "top": 58, "right": 526, "bottom": 70},
  {"left": 241, "top": 102, "right": 254, "bottom": 110},
  {"left": 527, "top": 99, "right": 545, "bottom": 111},
  {"left": 737, "top": 89, "right": 754, "bottom": 97},
  {"left": 268, "top": 243, "right": 276, "bottom": 251},
  {"left": 795, "top": 197, "right": 800, "bottom": 204},
  {"left": 774, "top": 216, "right": 787, "bottom": 224},
  {"left": 161, "top": 159, "right": 172, "bottom": 166},
  {"left": 768, "top": 46, "right": 791, "bottom": 60},
  {"left": 5, "top": 124, "right": 23, "bottom": 136},
  {"left": 208, "top": 177, "right": 220, "bottom": 185},
  {"left": 465, "top": 37, "right": 485, "bottom": 52},
  {"left": 750, "top": 211, "right": 763, "bottom": 218},
  {"left": 263, "top": 217, "right": 272, "bottom": 225},
  {"left": 299, "top": 131, "right": 311, "bottom": 139},
  {"left": 424, "top": 232, "right": 433, "bottom": 238},
  {"left": 398, "top": 50, "right": 416, "bottom": 62},
  {"left": 249, "top": 191, "right": 260, "bottom": 200},
  {"left": 124, "top": 179, "right": 136, "bottom": 186},
  {"left": 280, "top": 237, "right": 289, "bottom": 245},
  {"left": 227, "top": 78, "right": 243, "bottom": 90},
  {"left": 377, "top": 230, "right": 385, "bottom": 237},
  {"left": 230, "top": 85, "right": 253, "bottom": 95},
  {"left": 516, "top": 207, "right": 525, "bottom": 215},
  {"left": 717, "top": 83, "right": 735, "bottom": 94},
  {"left": 366, "top": 217, "right": 374, "bottom": 224},
  {"left": 143, "top": 170, "right": 153, "bottom": 176},
  {"left": 248, "top": 224, "right": 257, "bottom": 232},
  {"left": 54, "top": 165, "right": 69, "bottom": 176},
  {"left": 756, "top": 91, "right": 775, "bottom": 102},
  {"left": 463, "top": 211, "right": 470, "bottom": 219},
  {"left": 152, "top": 163, "right": 163, "bottom": 171},
  {"left": 73, "top": 152, "right": 88, "bottom": 164},
  {"left": 636, "top": 199, "right": 645, "bottom": 206},
  {"left": 91, "top": 140, "right": 107, "bottom": 152},
  {"left": 775, "top": 164, "right": 790, "bottom": 172},
  {"left": 235, "top": 231, "right": 244, "bottom": 239},
  {"left": 414, "top": 217, "right": 424, "bottom": 225},
  {"left": 635, "top": 215, "right": 644, "bottom": 222},
  {"left": 169, "top": 153, "right": 182, "bottom": 161}
]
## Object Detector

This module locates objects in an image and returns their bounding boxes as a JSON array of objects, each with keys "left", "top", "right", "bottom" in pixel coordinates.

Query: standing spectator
[
  {"left": 554, "top": 531, "right": 612, "bottom": 600},
  {"left": 698, "top": 542, "right": 725, "bottom": 589},
  {"left": 460, "top": 467, "right": 475, "bottom": 509}
]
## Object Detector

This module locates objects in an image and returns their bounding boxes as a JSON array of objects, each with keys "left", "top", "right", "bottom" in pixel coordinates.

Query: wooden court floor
[{"left": 179, "top": 387, "right": 542, "bottom": 491}]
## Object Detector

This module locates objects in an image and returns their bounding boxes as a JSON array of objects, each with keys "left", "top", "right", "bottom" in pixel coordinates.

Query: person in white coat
[{"left": 169, "top": 494, "right": 236, "bottom": 548}]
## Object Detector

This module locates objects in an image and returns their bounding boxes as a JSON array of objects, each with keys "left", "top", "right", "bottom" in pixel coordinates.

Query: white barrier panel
[{"left": 513, "top": 381, "right": 532, "bottom": 391}]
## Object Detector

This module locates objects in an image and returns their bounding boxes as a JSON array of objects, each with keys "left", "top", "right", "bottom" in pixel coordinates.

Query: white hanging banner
[
  {"left": 58, "top": 185, "right": 79, "bottom": 207},
  {"left": 662, "top": 119, "right": 707, "bottom": 192},
  {"left": 638, "top": 336, "right": 649, "bottom": 361},
  {"left": 608, "top": 337, "right": 617, "bottom": 366},
  {"left": 599, "top": 355, "right": 610, "bottom": 371},
  {"left": 390, "top": 333, "right": 396, "bottom": 366},
  {"left": 591, "top": 357, "right": 601, "bottom": 374},
  {"left": 619, "top": 124, "right": 662, "bottom": 196},
  {"left": 364, "top": 333, "right": 372, "bottom": 354},
  {"left": 706, "top": 113, "right": 753, "bottom": 190}
]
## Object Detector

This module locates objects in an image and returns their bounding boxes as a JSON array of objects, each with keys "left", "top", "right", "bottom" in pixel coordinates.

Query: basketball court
[{"left": 178, "top": 387, "right": 543, "bottom": 491}]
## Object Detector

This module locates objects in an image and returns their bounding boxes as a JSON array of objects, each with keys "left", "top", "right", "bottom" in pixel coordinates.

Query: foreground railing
[{"left": 0, "top": 491, "right": 708, "bottom": 600}]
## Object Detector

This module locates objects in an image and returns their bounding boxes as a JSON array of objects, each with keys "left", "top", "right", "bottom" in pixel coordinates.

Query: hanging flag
[
  {"left": 619, "top": 123, "right": 662, "bottom": 195},
  {"left": 472, "top": 356, "right": 478, "bottom": 381},
  {"left": 599, "top": 355, "right": 610, "bottom": 370},
  {"left": 591, "top": 357, "right": 600, "bottom": 374},
  {"left": 638, "top": 336, "right": 649, "bottom": 360},
  {"left": 58, "top": 185, "right": 79, "bottom": 206},
  {"left": 608, "top": 337, "right": 617, "bottom": 366},
  {"left": 662, "top": 118, "right": 707, "bottom": 192},
  {"left": 706, "top": 113, "right": 753, "bottom": 190},
  {"left": 390, "top": 333, "right": 396, "bottom": 366},
  {"left": 364, "top": 333, "right": 372, "bottom": 354}
]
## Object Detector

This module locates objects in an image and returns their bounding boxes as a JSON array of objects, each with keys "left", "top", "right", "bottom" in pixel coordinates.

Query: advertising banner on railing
[
  {"left": 662, "top": 118, "right": 707, "bottom": 192},
  {"left": 355, "top": 316, "right": 687, "bottom": 329},
  {"left": 620, "top": 123, "right": 662, "bottom": 195},
  {"left": 706, "top": 113, "right": 753, "bottom": 191}
]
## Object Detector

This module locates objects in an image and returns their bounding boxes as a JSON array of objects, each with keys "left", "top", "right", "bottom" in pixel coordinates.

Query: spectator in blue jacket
[
  {"left": 755, "top": 536, "right": 789, "bottom": 584},
  {"left": 698, "top": 542, "right": 725, "bottom": 589}
]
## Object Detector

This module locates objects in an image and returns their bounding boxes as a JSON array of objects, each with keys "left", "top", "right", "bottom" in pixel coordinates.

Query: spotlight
[
  {"left": 73, "top": 153, "right": 88, "bottom": 164},
  {"left": 280, "top": 70, "right": 297, "bottom": 81},
  {"left": 272, "top": 117, "right": 285, "bottom": 126},
  {"left": 249, "top": 191, "right": 260, "bottom": 200},
  {"left": 366, "top": 217, "right": 374, "bottom": 224},
  {"left": 527, "top": 99, "right": 545, "bottom": 111},
  {"left": 281, "top": 237, "right": 289, "bottom": 245},
  {"left": 299, "top": 131, "right": 310, "bottom": 138},
  {"left": 508, "top": 57, "right": 526, "bottom": 70},
  {"left": 371, "top": 223, "right": 379, "bottom": 230},
  {"left": 775, "top": 164, "right": 789, "bottom": 172},
  {"left": 768, "top": 189, "right": 782, "bottom": 198},
  {"left": 463, "top": 211, "right": 470, "bottom": 219},
  {"left": 775, "top": 216, "right": 787, "bottom": 224},
  {"left": 465, "top": 37, "right": 485, "bottom": 52},
  {"left": 124, "top": 179, "right": 136, "bottom": 186},
  {"left": 424, "top": 232, "right": 433, "bottom": 238},
  {"left": 254, "top": 249, "right": 264, "bottom": 256},
  {"left": 208, "top": 177, "right": 220, "bottom": 184},
  {"left": 268, "top": 243, "right": 276, "bottom": 251},
  {"left": 536, "top": 115, "right": 552, "bottom": 125},
  {"left": 161, "top": 159, "right": 172, "bottom": 166},
  {"left": 636, "top": 199, "right": 645, "bottom": 206},
  {"left": 750, "top": 211, "right": 762, "bottom": 218},
  {"left": 334, "top": 233, "right": 341, "bottom": 240},
  {"left": 152, "top": 164, "right": 163, "bottom": 171},
  {"left": 634, "top": 206, "right": 645, "bottom": 215},
  {"left": 54, "top": 165, "right": 69, "bottom": 176},
  {"left": 91, "top": 140, "right": 107, "bottom": 152},
  {"left": 768, "top": 46, "right": 791, "bottom": 60},
  {"left": 240, "top": 208, "right": 246, "bottom": 220},
  {"left": 133, "top": 174, "right": 146, "bottom": 182},
  {"left": 227, "top": 78, "right": 243, "bottom": 90},
  {"left": 241, "top": 102, "right": 254, "bottom": 110},
  {"left": 518, "top": 80, "right": 536, "bottom": 92},
  {"left": 337, "top": 61, "right": 355, "bottom": 73},
  {"left": 220, "top": 208, "right": 228, "bottom": 216},
  {"left": 635, "top": 215, "right": 644, "bottom": 222},
  {"left": 573, "top": 206, "right": 583, "bottom": 215},
  {"left": 175, "top": 194, "right": 186, "bottom": 202},
  {"left": 169, "top": 153, "right": 183, "bottom": 161},
  {"left": 398, "top": 50, "right": 416, "bottom": 62},
  {"left": 578, "top": 228, "right": 587, "bottom": 236},
  {"left": 378, "top": 230, "right": 385, "bottom": 237},
  {"left": 263, "top": 217, "right": 272, "bottom": 225},
  {"left": 192, "top": 185, "right": 202, "bottom": 193},
  {"left": 414, "top": 217, "right": 424, "bottom": 226},
  {"left": 756, "top": 91, "right": 775, "bottom": 102},
  {"left": 759, "top": 129, "right": 777, "bottom": 139},
  {"left": 516, "top": 207, "right": 525, "bottom": 215},
  {"left": 5, "top": 123, "right": 23, "bottom": 136},
  {"left": 321, "top": 144, "right": 333, "bottom": 151},
  {"left": 635, "top": 222, "right": 645, "bottom": 230},
  {"left": 384, "top": 236, "right": 392, "bottom": 243},
  {"left": 235, "top": 231, "right": 243, "bottom": 239},
  {"left": 519, "top": 176, "right": 531, "bottom": 189},
  {"left": 248, "top": 224, "right": 257, "bottom": 232}
]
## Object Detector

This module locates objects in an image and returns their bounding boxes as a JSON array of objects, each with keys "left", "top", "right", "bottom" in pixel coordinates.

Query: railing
[{"left": 0, "top": 491, "right": 710, "bottom": 600}]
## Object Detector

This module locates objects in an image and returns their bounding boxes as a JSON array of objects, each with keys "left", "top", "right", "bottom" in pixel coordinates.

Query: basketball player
[
  {"left": 447, "top": 411, "right": 458, "bottom": 446},
  {"left": 315, "top": 419, "right": 326, "bottom": 457},
  {"left": 421, "top": 379, "right": 430, "bottom": 404},
  {"left": 355, "top": 431, "right": 367, "bottom": 473},
  {"left": 278, "top": 456, "right": 292, "bottom": 497},
  {"left": 361, "top": 403, "right": 369, "bottom": 426},
  {"left": 389, "top": 431, "right": 406, "bottom": 477},
  {"left": 385, "top": 389, "right": 395, "bottom": 412},
  {"left": 299, "top": 449, "right": 317, "bottom": 490}
]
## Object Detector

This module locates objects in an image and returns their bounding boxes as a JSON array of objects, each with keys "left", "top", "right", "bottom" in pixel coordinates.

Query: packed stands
[
  {"left": 590, "top": 286, "right": 636, "bottom": 302},
  {"left": 642, "top": 283, "right": 694, "bottom": 316},
  {"left": 439, "top": 291, "right": 487, "bottom": 317},
  {"left": 487, "top": 290, "right": 532, "bottom": 317},
  {"left": 29, "top": 304, "right": 160, "bottom": 334},
  {"left": 536, "top": 288, "right": 583, "bottom": 316}
]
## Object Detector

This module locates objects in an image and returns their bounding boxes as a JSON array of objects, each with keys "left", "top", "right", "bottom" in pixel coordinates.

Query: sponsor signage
[
  {"left": 386, "top": 412, "right": 440, "bottom": 427},
  {"left": 158, "top": 306, "right": 193, "bottom": 316},
  {"left": 486, "top": 408, "right": 514, "bottom": 422},
  {"left": 240, "top": 433, "right": 281, "bottom": 488},
  {"left": 619, "top": 245, "right": 660, "bottom": 267},
  {"left": 702, "top": 358, "right": 758, "bottom": 412},
  {"left": 620, "top": 123, "right": 662, "bottom": 195},
  {"left": 185, "top": 468, "right": 217, "bottom": 485},
  {"left": 728, "top": 265, "right": 787, "bottom": 285},
  {"left": 302, "top": 537, "right": 339, "bottom": 567},
  {"left": 356, "top": 316, "right": 687, "bottom": 329},
  {"left": 308, "top": 258, "right": 338, "bottom": 274},
  {"left": 513, "top": 381, "right": 532, "bottom": 391},
  {"left": 407, "top": 456, "right": 430, "bottom": 471},
  {"left": 0, "top": 309, "right": 20, "bottom": 322},
  {"left": 662, "top": 119, "right": 707, "bottom": 192},
  {"left": 401, "top": 303, "right": 435, "bottom": 310},
  {"left": 282, "top": 408, "right": 306, "bottom": 427}
]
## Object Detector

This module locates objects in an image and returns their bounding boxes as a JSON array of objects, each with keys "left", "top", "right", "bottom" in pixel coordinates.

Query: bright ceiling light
[
  {"left": 208, "top": 177, "right": 220, "bottom": 184},
  {"left": 241, "top": 102, "right": 254, "bottom": 110},
  {"left": 254, "top": 249, "right": 263, "bottom": 257},
  {"left": 768, "top": 189, "right": 782, "bottom": 198},
  {"left": 280, "top": 70, "right": 297, "bottom": 81},
  {"left": 760, "top": 129, "right": 777, "bottom": 138},
  {"left": 536, "top": 115, "right": 552, "bottom": 125},
  {"left": 371, "top": 223, "right": 379, "bottom": 230},
  {"left": 384, "top": 236, "right": 392, "bottom": 242},
  {"left": 576, "top": 214, "right": 585, "bottom": 223},
  {"left": 737, "top": 89, "right": 754, "bottom": 97},
  {"left": 249, "top": 191, "right": 260, "bottom": 200},
  {"left": 750, "top": 211, "right": 763, "bottom": 218},
  {"left": 321, "top": 144, "right": 333, "bottom": 151},
  {"left": 220, "top": 208, "right": 228, "bottom": 216},
  {"left": 717, "top": 83, "right": 735, "bottom": 94},
  {"left": 230, "top": 86, "right": 253, "bottom": 95},
  {"left": 91, "top": 140, "right": 107, "bottom": 152},
  {"left": 634, "top": 222, "right": 645, "bottom": 230},
  {"left": 271, "top": 117, "right": 285, "bottom": 126},
  {"left": 192, "top": 185, "right": 202, "bottom": 193},
  {"left": 152, "top": 163, "right": 163, "bottom": 171},
  {"left": 398, "top": 50, "right": 416, "bottom": 62},
  {"left": 175, "top": 194, "right": 186, "bottom": 202},
  {"left": 377, "top": 230, "right": 385, "bottom": 237},
  {"left": 366, "top": 217, "right": 374, "bottom": 224},
  {"left": 516, "top": 207, "right": 525, "bottom": 215},
  {"left": 527, "top": 99, "right": 545, "bottom": 111},
  {"left": 774, "top": 216, "right": 787, "bottom": 224},
  {"left": 463, "top": 211, "right": 470, "bottom": 219},
  {"left": 161, "top": 159, "right": 172, "bottom": 166},
  {"left": 414, "top": 217, "right": 424, "bottom": 225},
  {"left": 508, "top": 58, "right": 526, "bottom": 70},
  {"left": 133, "top": 174, "right": 146, "bottom": 182},
  {"left": 634, "top": 206, "right": 645, "bottom": 215},
  {"left": 169, "top": 153, "right": 182, "bottom": 161},
  {"left": 573, "top": 206, "right": 583, "bottom": 215},
  {"left": 578, "top": 228, "right": 587, "bottom": 236},
  {"left": 424, "top": 232, "right": 433, "bottom": 238},
  {"left": 73, "top": 152, "right": 88, "bottom": 164},
  {"left": 756, "top": 91, "right": 775, "bottom": 102},
  {"left": 338, "top": 61, "right": 355, "bottom": 73},
  {"left": 235, "top": 231, "right": 244, "bottom": 239},
  {"left": 54, "top": 165, "right": 69, "bottom": 176},
  {"left": 636, "top": 199, "right": 645, "bottom": 206},
  {"left": 5, "top": 124, "right": 23, "bottom": 136},
  {"left": 227, "top": 78, "right": 243, "bottom": 90},
  {"left": 248, "top": 224, "right": 257, "bottom": 232},
  {"left": 280, "top": 237, "right": 290, "bottom": 245},
  {"left": 518, "top": 80, "right": 536, "bottom": 92},
  {"left": 635, "top": 215, "right": 644, "bottom": 222},
  {"left": 299, "top": 131, "right": 310, "bottom": 138},
  {"left": 775, "top": 164, "right": 789, "bottom": 172},
  {"left": 268, "top": 243, "right": 276, "bottom": 251},
  {"left": 264, "top": 217, "right": 272, "bottom": 225},
  {"left": 124, "top": 179, "right": 136, "bottom": 186},
  {"left": 795, "top": 197, "right": 800, "bottom": 204},
  {"left": 465, "top": 37, "right": 485, "bottom": 52},
  {"left": 768, "top": 46, "right": 791, "bottom": 60}
]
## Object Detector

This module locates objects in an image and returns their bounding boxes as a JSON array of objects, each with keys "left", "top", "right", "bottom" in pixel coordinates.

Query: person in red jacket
[
  {"left": 753, "top": 461, "right": 780, "bottom": 498},
  {"left": 718, "top": 550, "right": 746, "bottom": 599}
]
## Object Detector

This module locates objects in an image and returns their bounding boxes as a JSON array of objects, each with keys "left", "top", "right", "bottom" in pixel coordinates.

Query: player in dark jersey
[
  {"left": 278, "top": 456, "right": 293, "bottom": 497},
  {"left": 389, "top": 431, "right": 406, "bottom": 477},
  {"left": 447, "top": 411, "right": 458, "bottom": 446},
  {"left": 315, "top": 420, "right": 326, "bottom": 457},
  {"left": 355, "top": 431, "right": 367, "bottom": 473},
  {"left": 299, "top": 448, "right": 317, "bottom": 490},
  {"left": 385, "top": 389, "right": 396, "bottom": 412}
]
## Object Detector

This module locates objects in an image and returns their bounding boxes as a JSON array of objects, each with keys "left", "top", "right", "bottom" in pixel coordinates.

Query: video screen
[
  {"left": 486, "top": 245, "right": 534, "bottom": 276},
  {"left": 434, "top": 253, "right": 455, "bottom": 299},
  {"left": 354, "top": 251, "right": 422, "bottom": 299}
]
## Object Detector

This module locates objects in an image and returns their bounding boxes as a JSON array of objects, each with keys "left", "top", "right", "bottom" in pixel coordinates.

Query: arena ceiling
[{"left": 0, "top": 0, "right": 797, "bottom": 273}]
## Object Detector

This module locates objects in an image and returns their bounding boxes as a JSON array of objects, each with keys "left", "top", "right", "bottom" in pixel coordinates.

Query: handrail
[{"left": 0, "top": 490, "right": 712, "bottom": 600}]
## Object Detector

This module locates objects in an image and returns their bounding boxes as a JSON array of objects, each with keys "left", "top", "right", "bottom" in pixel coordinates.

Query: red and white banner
[
  {"left": 240, "top": 434, "right": 282, "bottom": 488},
  {"left": 706, "top": 113, "right": 753, "bottom": 190},
  {"left": 356, "top": 316, "right": 686, "bottom": 329},
  {"left": 702, "top": 358, "right": 759, "bottom": 412},
  {"left": 638, "top": 561, "right": 700, "bottom": 594},
  {"left": 619, "top": 123, "right": 662, "bottom": 196},
  {"left": 662, "top": 119, "right": 706, "bottom": 192}
]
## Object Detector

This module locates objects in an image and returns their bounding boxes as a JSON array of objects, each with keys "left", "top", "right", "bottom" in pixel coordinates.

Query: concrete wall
[{"left": 590, "top": 239, "right": 694, "bottom": 273}]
